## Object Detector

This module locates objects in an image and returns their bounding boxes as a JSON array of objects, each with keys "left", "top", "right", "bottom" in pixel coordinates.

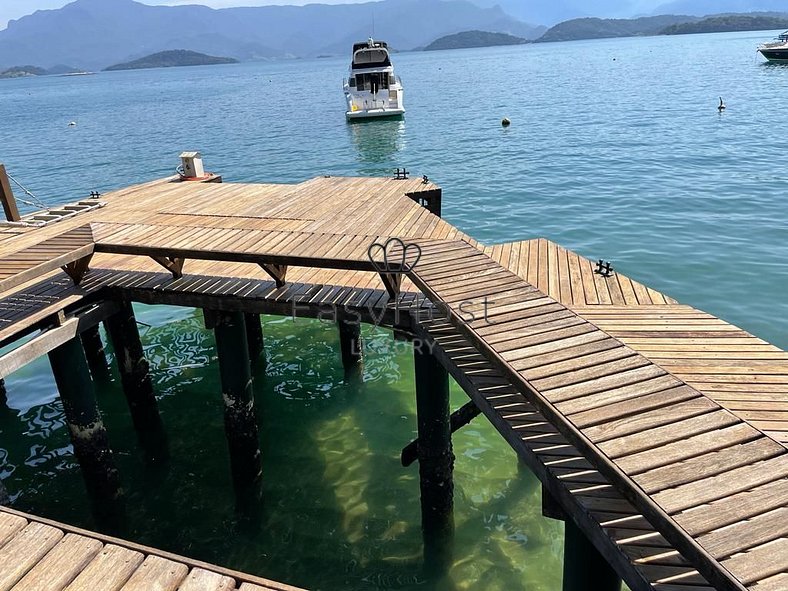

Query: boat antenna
[{"left": 372, "top": 7, "right": 375, "bottom": 38}]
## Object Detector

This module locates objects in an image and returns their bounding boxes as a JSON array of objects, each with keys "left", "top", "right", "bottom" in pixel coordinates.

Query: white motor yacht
[{"left": 343, "top": 39, "right": 405, "bottom": 120}]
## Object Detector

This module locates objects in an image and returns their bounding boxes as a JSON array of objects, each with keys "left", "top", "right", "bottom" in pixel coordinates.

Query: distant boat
[
  {"left": 757, "top": 30, "right": 788, "bottom": 63},
  {"left": 343, "top": 38, "right": 405, "bottom": 120}
]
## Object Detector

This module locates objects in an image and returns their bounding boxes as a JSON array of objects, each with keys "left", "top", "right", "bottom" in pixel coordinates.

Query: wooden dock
[
  {"left": 0, "top": 506, "right": 303, "bottom": 591},
  {"left": 0, "top": 169, "right": 786, "bottom": 591}
]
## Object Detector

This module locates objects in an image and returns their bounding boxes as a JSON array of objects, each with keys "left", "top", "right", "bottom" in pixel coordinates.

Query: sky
[{"left": 0, "top": 0, "right": 368, "bottom": 29}]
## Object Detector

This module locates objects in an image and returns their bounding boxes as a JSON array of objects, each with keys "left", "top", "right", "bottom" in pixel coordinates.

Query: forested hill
[
  {"left": 535, "top": 14, "right": 698, "bottom": 42},
  {"left": 662, "top": 15, "right": 788, "bottom": 35},
  {"left": 424, "top": 31, "right": 527, "bottom": 51}
]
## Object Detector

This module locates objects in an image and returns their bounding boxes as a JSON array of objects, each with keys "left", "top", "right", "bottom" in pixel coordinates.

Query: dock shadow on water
[{"left": 0, "top": 304, "right": 563, "bottom": 591}]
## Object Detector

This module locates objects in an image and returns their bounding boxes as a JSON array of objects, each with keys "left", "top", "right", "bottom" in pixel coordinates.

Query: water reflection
[{"left": 348, "top": 118, "right": 406, "bottom": 170}]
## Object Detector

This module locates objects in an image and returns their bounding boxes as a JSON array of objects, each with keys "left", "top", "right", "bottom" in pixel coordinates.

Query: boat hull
[
  {"left": 758, "top": 48, "right": 788, "bottom": 63},
  {"left": 346, "top": 107, "right": 405, "bottom": 120}
]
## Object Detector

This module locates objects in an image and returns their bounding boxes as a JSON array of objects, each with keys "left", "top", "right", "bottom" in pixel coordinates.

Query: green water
[{"left": 2, "top": 306, "right": 564, "bottom": 590}]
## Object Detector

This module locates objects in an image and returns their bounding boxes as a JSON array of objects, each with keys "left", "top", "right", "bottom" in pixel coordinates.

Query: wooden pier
[{"left": 0, "top": 166, "right": 785, "bottom": 591}]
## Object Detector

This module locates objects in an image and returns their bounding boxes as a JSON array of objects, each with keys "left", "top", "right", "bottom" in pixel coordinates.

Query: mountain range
[
  {"left": 0, "top": 0, "right": 542, "bottom": 70},
  {"left": 1, "top": 0, "right": 785, "bottom": 71}
]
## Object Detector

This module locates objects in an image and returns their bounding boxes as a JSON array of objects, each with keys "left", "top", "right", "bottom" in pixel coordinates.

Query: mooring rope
[{"left": 5, "top": 172, "right": 49, "bottom": 210}]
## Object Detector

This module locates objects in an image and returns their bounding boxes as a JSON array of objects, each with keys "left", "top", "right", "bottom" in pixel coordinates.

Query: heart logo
[{"left": 367, "top": 237, "right": 422, "bottom": 274}]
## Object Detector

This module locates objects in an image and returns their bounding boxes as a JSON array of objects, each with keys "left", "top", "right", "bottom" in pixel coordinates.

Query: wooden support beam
[
  {"left": 150, "top": 256, "right": 185, "bottom": 279},
  {"left": 0, "top": 478, "right": 8, "bottom": 506},
  {"left": 542, "top": 486, "right": 569, "bottom": 522},
  {"left": 0, "top": 164, "right": 21, "bottom": 222},
  {"left": 0, "top": 302, "right": 119, "bottom": 380},
  {"left": 104, "top": 300, "right": 167, "bottom": 462},
  {"left": 401, "top": 400, "right": 480, "bottom": 467},
  {"left": 62, "top": 254, "right": 93, "bottom": 286},
  {"left": 380, "top": 273, "right": 401, "bottom": 299},
  {"left": 244, "top": 313, "right": 265, "bottom": 369},
  {"left": 338, "top": 317, "right": 362, "bottom": 372},
  {"left": 563, "top": 519, "right": 622, "bottom": 591},
  {"left": 48, "top": 337, "right": 123, "bottom": 510},
  {"left": 259, "top": 263, "right": 287, "bottom": 288},
  {"left": 80, "top": 325, "right": 109, "bottom": 381},
  {"left": 213, "top": 311, "right": 262, "bottom": 507},
  {"left": 414, "top": 346, "right": 454, "bottom": 574}
]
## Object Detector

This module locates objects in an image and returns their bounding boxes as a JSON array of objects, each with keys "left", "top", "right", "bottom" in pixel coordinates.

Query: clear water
[{"left": 0, "top": 30, "right": 786, "bottom": 590}]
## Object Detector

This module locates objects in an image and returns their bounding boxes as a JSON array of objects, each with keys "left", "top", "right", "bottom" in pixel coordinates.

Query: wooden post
[
  {"left": 104, "top": 301, "right": 167, "bottom": 460},
  {"left": 80, "top": 325, "right": 109, "bottom": 381},
  {"left": 0, "top": 164, "right": 21, "bottom": 223},
  {"left": 338, "top": 317, "right": 362, "bottom": 372},
  {"left": 214, "top": 311, "right": 262, "bottom": 503},
  {"left": 563, "top": 519, "right": 622, "bottom": 591},
  {"left": 244, "top": 313, "right": 266, "bottom": 370},
  {"left": 48, "top": 337, "right": 122, "bottom": 505},
  {"left": 414, "top": 346, "right": 454, "bottom": 573},
  {"left": 0, "top": 478, "right": 9, "bottom": 505}
]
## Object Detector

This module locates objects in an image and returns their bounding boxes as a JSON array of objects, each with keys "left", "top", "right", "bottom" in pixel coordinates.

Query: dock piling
[
  {"left": 81, "top": 325, "right": 110, "bottom": 381},
  {"left": 0, "top": 378, "right": 6, "bottom": 408},
  {"left": 562, "top": 519, "right": 622, "bottom": 591},
  {"left": 338, "top": 317, "right": 363, "bottom": 373},
  {"left": 105, "top": 301, "right": 167, "bottom": 461},
  {"left": 48, "top": 337, "right": 123, "bottom": 506},
  {"left": 414, "top": 347, "right": 454, "bottom": 572},
  {"left": 244, "top": 313, "right": 266, "bottom": 370},
  {"left": 213, "top": 311, "right": 263, "bottom": 505}
]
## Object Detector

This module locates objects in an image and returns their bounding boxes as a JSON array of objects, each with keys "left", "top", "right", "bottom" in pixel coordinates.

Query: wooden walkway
[
  {"left": 0, "top": 507, "right": 303, "bottom": 591},
  {"left": 0, "top": 174, "right": 786, "bottom": 591}
]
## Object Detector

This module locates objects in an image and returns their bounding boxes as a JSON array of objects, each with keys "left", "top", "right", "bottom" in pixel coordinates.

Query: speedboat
[
  {"left": 343, "top": 39, "right": 405, "bottom": 120},
  {"left": 758, "top": 30, "right": 788, "bottom": 63}
]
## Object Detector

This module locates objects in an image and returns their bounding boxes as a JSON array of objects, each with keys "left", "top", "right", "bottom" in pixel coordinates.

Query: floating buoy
[
  {"left": 501, "top": 117, "right": 511, "bottom": 127},
  {"left": 718, "top": 97, "right": 726, "bottom": 112},
  {"left": 68, "top": 121, "right": 77, "bottom": 127}
]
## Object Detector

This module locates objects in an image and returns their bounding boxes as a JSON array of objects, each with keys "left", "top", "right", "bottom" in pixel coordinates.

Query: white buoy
[{"left": 68, "top": 121, "right": 77, "bottom": 127}]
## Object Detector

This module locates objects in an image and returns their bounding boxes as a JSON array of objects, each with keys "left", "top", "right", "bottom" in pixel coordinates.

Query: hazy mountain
[
  {"left": 536, "top": 14, "right": 698, "bottom": 42},
  {"left": 0, "top": 0, "right": 543, "bottom": 70},
  {"left": 469, "top": 0, "right": 664, "bottom": 25},
  {"left": 652, "top": 0, "right": 788, "bottom": 15}
]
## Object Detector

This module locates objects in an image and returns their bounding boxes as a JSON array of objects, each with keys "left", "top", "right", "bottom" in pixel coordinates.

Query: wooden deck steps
[{"left": 0, "top": 507, "right": 303, "bottom": 591}]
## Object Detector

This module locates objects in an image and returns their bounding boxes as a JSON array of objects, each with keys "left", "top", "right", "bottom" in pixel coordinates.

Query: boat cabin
[
  {"left": 347, "top": 72, "right": 395, "bottom": 93},
  {"left": 351, "top": 41, "right": 392, "bottom": 70}
]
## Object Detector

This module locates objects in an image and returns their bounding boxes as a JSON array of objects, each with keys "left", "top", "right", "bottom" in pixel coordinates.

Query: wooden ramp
[
  {"left": 407, "top": 238, "right": 788, "bottom": 591},
  {"left": 0, "top": 507, "right": 303, "bottom": 591}
]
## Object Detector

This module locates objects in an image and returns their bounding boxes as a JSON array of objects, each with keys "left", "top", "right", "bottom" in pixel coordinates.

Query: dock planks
[{"left": 0, "top": 174, "right": 786, "bottom": 591}]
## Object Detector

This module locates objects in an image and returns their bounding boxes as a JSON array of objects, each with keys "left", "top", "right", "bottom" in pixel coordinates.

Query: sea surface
[{"left": 0, "top": 30, "right": 786, "bottom": 590}]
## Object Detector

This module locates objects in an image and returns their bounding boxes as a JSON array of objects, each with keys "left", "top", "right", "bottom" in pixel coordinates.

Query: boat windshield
[{"left": 352, "top": 49, "right": 391, "bottom": 69}]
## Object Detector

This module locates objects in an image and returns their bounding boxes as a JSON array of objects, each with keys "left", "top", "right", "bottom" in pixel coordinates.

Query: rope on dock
[{"left": 5, "top": 173, "right": 48, "bottom": 210}]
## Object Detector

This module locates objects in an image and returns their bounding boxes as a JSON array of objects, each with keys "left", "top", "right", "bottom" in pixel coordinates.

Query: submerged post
[
  {"left": 338, "top": 317, "right": 362, "bottom": 373},
  {"left": 48, "top": 337, "right": 122, "bottom": 506},
  {"left": 414, "top": 345, "right": 454, "bottom": 573},
  {"left": 244, "top": 313, "right": 266, "bottom": 370},
  {"left": 104, "top": 301, "right": 167, "bottom": 460},
  {"left": 0, "top": 478, "right": 9, "bottom": 505},
  {"left": 81, "top": 325, "right": 110, "bottom": 381},
  {"left": 213, "top": 311, "right": 263, "bottom": 504},
  {"left": 563, "top": 519, "right": 622, "bottom": 591}
]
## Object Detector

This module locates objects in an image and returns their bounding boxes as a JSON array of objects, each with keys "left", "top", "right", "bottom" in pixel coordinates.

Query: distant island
[
  {"left": 661, "top": 15, "right": 788, "bottom": 35},
  {"left": 0, "top": 64, "right": 88, "bottom": 79},
  {"left": 104, "top": 50, "right": 238, "bottom": 72},
  {"left": 424, "top": 30, "right": 527, "bottom": 51},
  {"left": 535, "top": 15, "right": 699, "bottom": 43}
]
